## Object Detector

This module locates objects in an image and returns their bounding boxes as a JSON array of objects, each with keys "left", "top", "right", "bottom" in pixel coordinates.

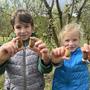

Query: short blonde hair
[{"left": 58, "top": 23, "right": 83, "bottom": 45}]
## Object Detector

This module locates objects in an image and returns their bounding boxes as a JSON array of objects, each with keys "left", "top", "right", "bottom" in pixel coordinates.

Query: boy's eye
[
  {"left": 16, "top": 26, "right": 21, "bottom": 29},
  {"left": 25, "top": 25, "right": 29, "bottom": 28}
]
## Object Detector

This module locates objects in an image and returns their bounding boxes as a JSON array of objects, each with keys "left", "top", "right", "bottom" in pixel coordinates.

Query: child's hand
[
  {"left": 0, "top": 37, "right": 23, "bottom": 57},
  {"left": 82, "top": 43, "right": 90, "bottom": 52},
  {"left": 51, "top": 47, "right": 70, "bottom": 64},
  {"left": 81, "top": 43, "right": 90, "bottom": 61},
  {"left": 29, "top": 37, "right": 50, "bottom": 64},
  {"left": 0, "top": 37, "right": 23, "bottom": 64}
]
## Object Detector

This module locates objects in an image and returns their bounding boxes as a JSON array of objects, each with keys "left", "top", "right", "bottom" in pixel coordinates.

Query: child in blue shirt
[{"left": 51, "top": 23, "right": 90, "bottom": 90}]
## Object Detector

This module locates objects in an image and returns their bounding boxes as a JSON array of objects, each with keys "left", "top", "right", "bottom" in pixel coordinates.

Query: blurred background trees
[
  {"left": 0, "top": 0, "right": 90, "bottom": 89},
  {"left": 0, "top": 0, "right": 90, "bottom": 47}
]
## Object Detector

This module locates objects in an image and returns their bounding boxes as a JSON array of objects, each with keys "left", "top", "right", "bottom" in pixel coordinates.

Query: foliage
[
  {"left": 0, "top": 0, "right": 90, "bottom": 46},
  {"left": 81, "top": 1, "right": 90, "bottom": 44},
  {"left": 0, "top": 75, "right": 4, "bottom": 90},
  {"left": 0, "top": 1, "right": 12, "bottom": 37},
  {"left": 0, "top": 1, "right": 90, "bottom": 89}
]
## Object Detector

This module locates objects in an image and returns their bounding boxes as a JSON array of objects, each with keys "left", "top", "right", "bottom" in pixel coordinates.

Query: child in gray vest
[{"left": 0, "top": 9, "right": 52, "bottom": 90}]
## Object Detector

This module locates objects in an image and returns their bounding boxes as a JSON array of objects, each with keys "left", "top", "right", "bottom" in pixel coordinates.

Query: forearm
[
  {"left": 38, "top": 58, "right": 52, "bottom": 74},
  {"left": 51, "top": 58, "right": 63, "bottom": 68}
]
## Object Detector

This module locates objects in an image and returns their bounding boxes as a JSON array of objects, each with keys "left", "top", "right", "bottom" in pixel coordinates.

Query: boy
[{"left": 0, "top": 9, "right": 52, "bottom": 90}]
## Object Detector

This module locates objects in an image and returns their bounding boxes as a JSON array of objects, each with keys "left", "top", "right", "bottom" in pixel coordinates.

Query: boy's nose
[{"left": 21, "top": 28, "right": 25, "bottom": 33}]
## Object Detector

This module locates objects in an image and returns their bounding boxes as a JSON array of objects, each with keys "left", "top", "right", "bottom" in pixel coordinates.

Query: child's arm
[{"left": 38, "top": 58, "right": 52, "bottom": 74}]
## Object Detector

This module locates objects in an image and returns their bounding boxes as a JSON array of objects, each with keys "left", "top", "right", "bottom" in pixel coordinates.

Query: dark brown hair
[{"left": 10, "top": 9, "right": 34, "bottom": 29}]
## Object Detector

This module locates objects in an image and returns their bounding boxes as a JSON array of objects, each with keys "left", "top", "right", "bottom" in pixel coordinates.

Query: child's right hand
[
  {"left": 29, "top": 37, "right": 51, "bottom": 65},
  {"left": 0, "top": 37, "right": 23, "bottom": 64},
  {"left": 50, "top": 47, "right": 70, "bottom": 64}
]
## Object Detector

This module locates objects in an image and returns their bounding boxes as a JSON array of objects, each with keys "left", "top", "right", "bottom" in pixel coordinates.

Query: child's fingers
[
  {"left": 2, "top": 45, "right": 15, "bottom": 56},
  {"left": 29, "top": 38, "right": 47, "bottom": 53},
  {"left": 0, "top": 37, "right": 23, "bottom": 56},
  {"left": 60, "top": 46, "right": 66, "bottom": 56},
  {"left": 40, "top": 48, "right": 48, "bottom": 54},
  {"left": 29, "top": 37, "right": 39, "bottom": 48},
  {"left": 51, "top": 48, "right": 58, "bottom": 56},
  {"left": 37, "top": 43, "right": 46, "bottom": 51},
  {"left": 12, "top": 37, "right": 20, "bottom": 43},
  {"left": 51, "top": 47, "right": 71, "bottom": 60},
  {"left": 51, "top": 48, "right": 60, "bottom": 58},
  {"left": 83, "top": 43, "right": 90, "bottom": 52},
  {"left": 34, "top": 40, "right": 43, "bottom": 47},
  {"left": 81, "top": 44, "right": 90, "bottom": 60},
  {"left": 52, "top": 47, "right": 65, "bottom": 57},
  {"left": 12, "top": 37, "right": 24, "bottom": 52}
]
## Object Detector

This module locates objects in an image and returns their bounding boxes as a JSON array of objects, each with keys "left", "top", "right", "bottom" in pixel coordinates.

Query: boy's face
[
  {"left": 14, "top": 21, "right": 32, "bottom": 40},
  {"left": 62, "top": 31, "right": 80, "bottom": 52}
]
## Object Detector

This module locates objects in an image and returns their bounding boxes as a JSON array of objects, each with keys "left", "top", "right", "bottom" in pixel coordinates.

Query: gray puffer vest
[{"left": 4, "top": 47, "right": 45, "bottom": 90}]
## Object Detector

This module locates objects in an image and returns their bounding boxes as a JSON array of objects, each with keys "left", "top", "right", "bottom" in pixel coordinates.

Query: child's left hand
[
  {"left": 81, "top": 43, "right": 90, "bottom": 61},
  {"left": 82, "top": 43, "right": 90, "bottom": 52},
  {"left": 29, "top": 37, "right": 50, "bottom": 64}
]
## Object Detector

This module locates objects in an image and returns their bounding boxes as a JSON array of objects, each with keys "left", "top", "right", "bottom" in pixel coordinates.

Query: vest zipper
[{"left": 23, "top": 48, "right": 26, "bottom": 90}]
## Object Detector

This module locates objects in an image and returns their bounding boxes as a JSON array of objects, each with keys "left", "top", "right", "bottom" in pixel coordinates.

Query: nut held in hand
[
  {"left": 29, "top": 37, "right": 37, "bottom": 48},
  {"left": 16, "top": 38, "right": 23, "bottom": 49}
]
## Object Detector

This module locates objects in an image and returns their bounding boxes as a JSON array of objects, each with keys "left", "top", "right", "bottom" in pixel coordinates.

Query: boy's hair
[
  {"left": 58, "top": 23, "right": 83, "bottom": 45},
  {"left": 10, "top": 9, "right": 34, "bottom": 29}
]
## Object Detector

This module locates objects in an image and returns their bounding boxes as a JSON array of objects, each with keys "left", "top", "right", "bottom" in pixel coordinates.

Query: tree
[
  {"left": 0, "top": 0, "right": 89, "bottom": 46},
  {"left": 81, "top": 0, "right": 90, "bottom": 44},
  {"left": 43, "top": 0, "right": 88, "bottom": 46}
]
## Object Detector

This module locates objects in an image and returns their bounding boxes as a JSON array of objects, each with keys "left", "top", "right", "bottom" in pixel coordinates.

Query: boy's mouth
[
  {"left": 20, "top": 34, "right": 29, "bottom": 37},
  {"left": 19, "top": 35, "right": 29, "bottom": 40}
]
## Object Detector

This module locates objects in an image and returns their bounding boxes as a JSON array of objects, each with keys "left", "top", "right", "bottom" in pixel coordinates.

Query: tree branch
[
  {"left": 77, "top": 0, "right": 88, "bottom": 22},
  {"left": 56, "top": 0, "right": 63, "bottom": 29}
]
